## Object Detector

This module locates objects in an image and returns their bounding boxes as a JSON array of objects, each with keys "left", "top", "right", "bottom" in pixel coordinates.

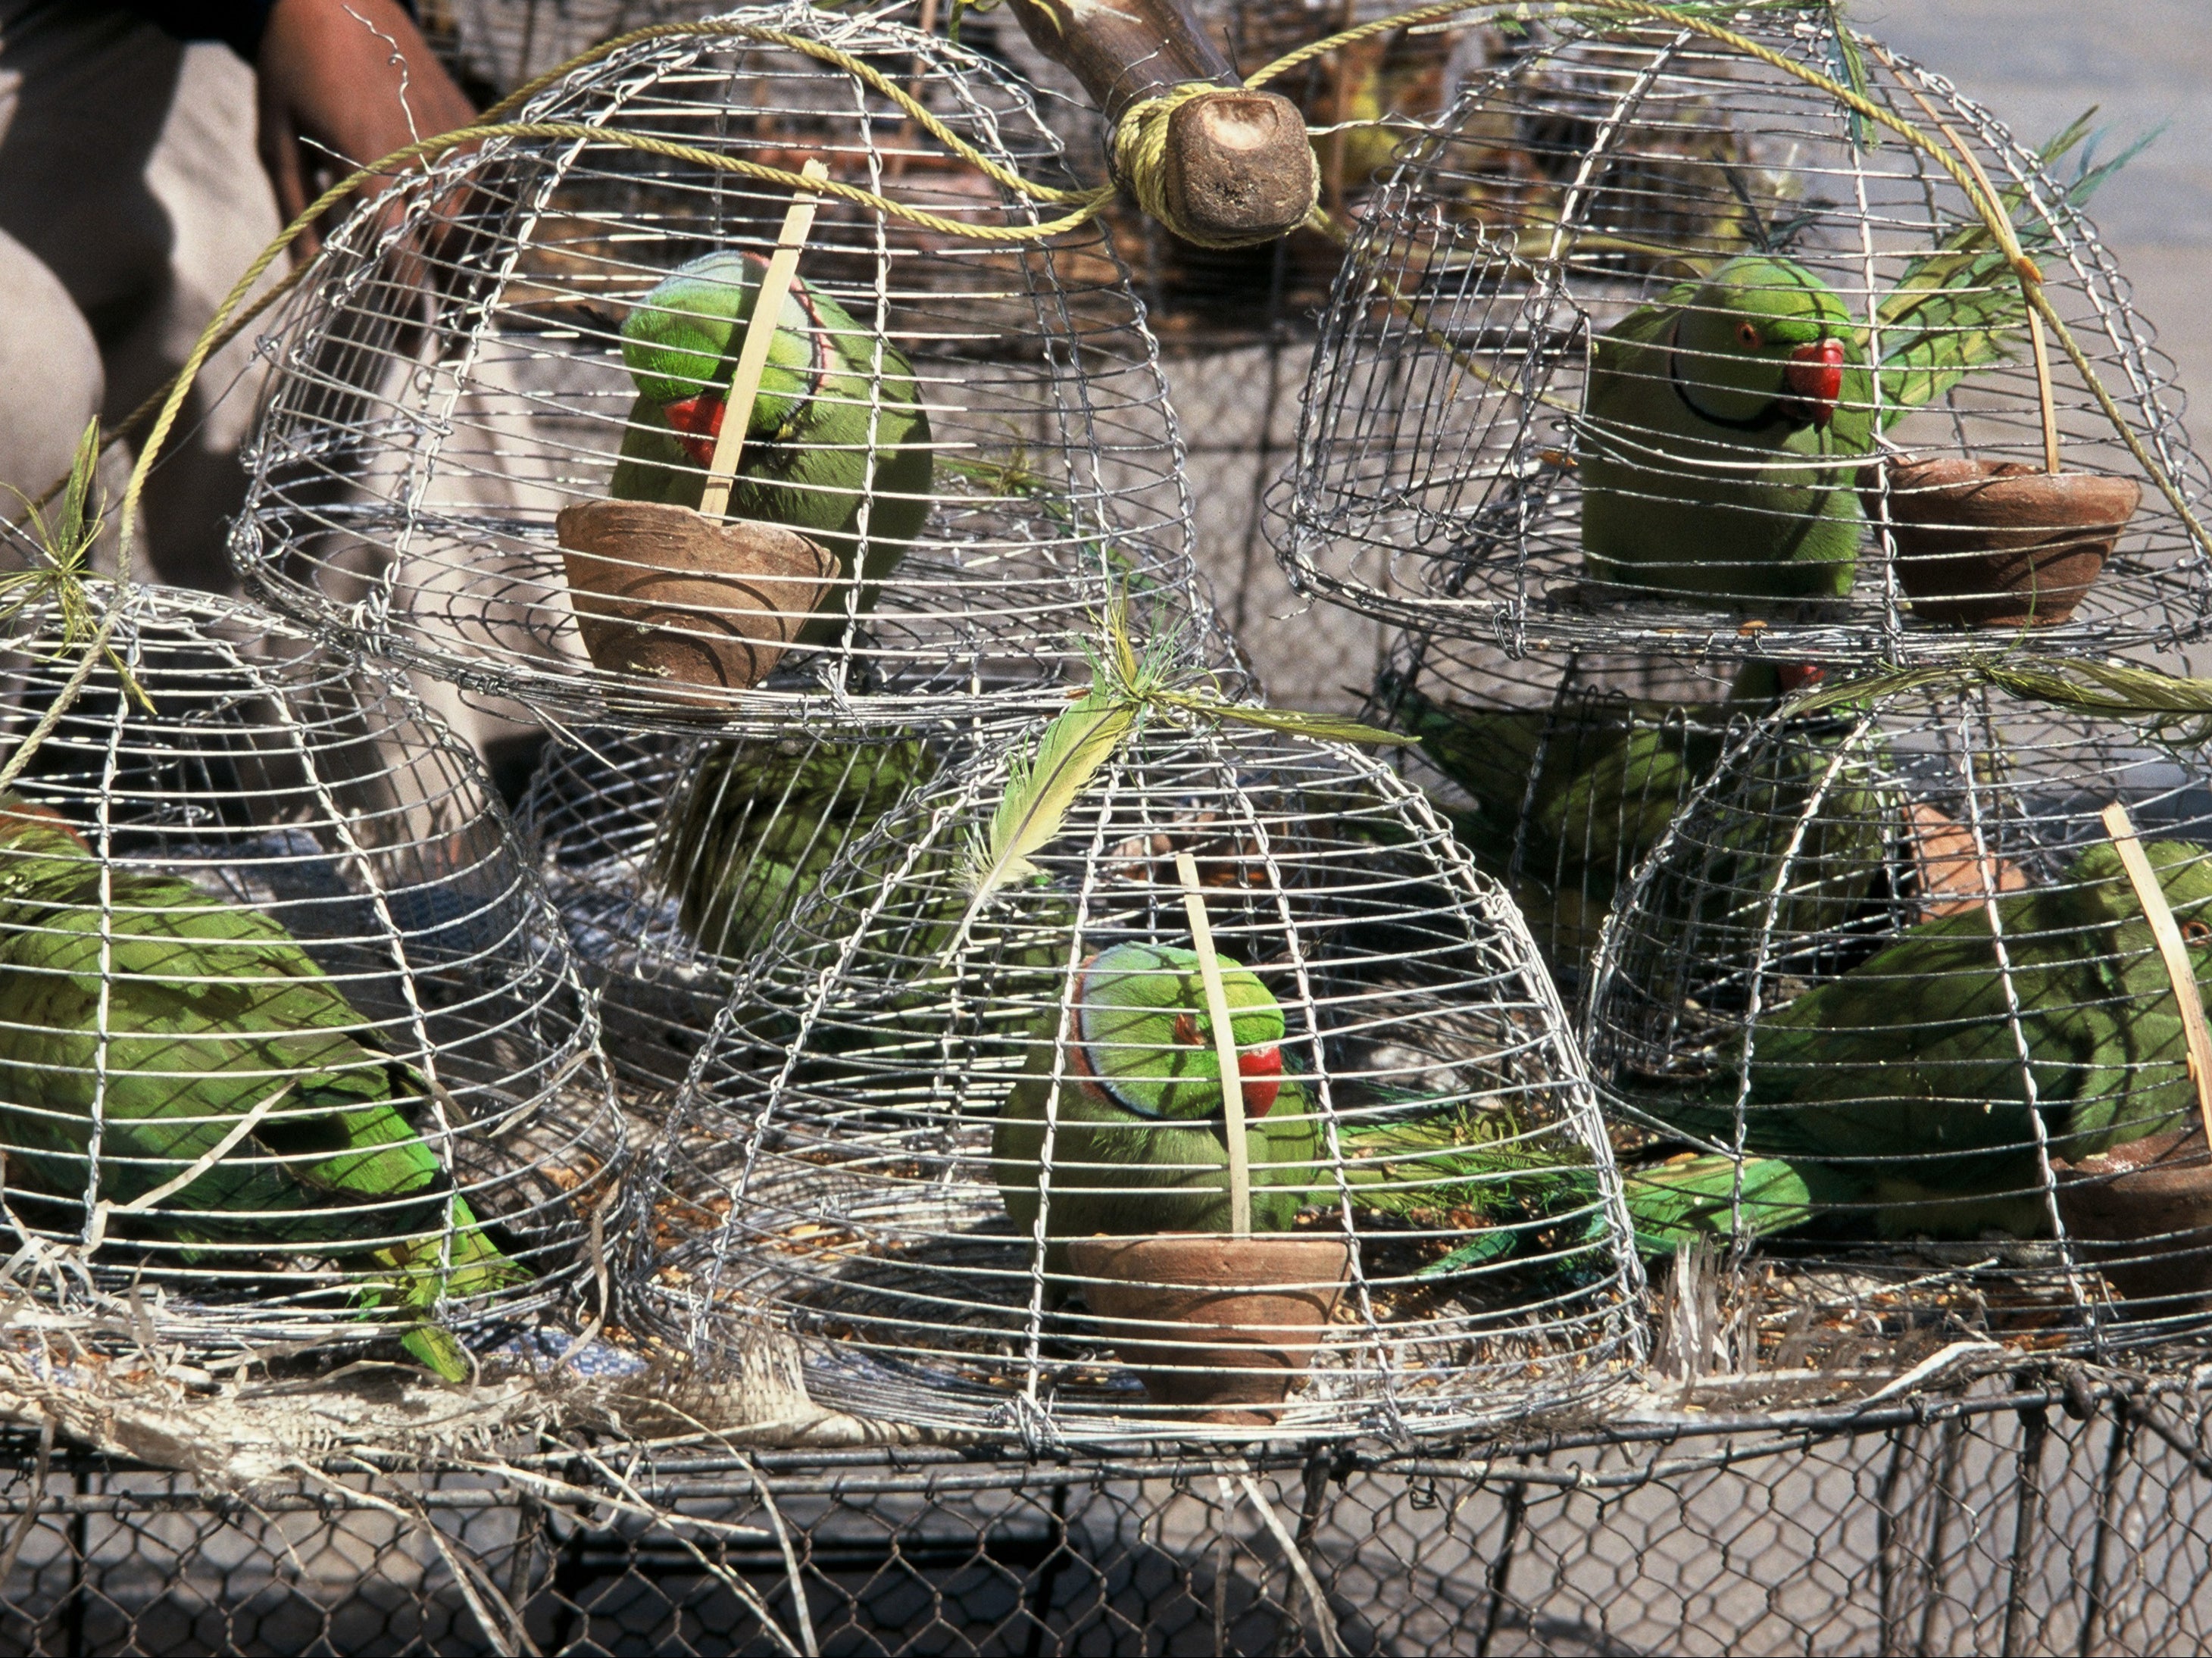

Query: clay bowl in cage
[
  {"left": 239, "top": 6, "right": 1202, "bottom": 738},
  {"left": 635, "top": 717, "right": 1636, "bottom": 1445},
  {"left": 556, "top": 500, "right": 836, "bottom": 699},
  {"left": 1862, "top": 455, "right": 2142, "bottom": 629},
  {"left": 1065, "top": 1232, "right": 1353, "bottom": 1424},
  {"left": 1583, "top": 670, "right": 2212, "bottom": 1357},
  {"left": 2056, "top": 1129, "right": 2212, "bottom": 1312},
  {"left": 1276, "top": 11, "right": 2212, "bottom": 666}
]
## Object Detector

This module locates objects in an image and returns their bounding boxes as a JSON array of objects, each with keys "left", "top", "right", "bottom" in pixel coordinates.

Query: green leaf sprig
[
  {"left": 941, "top": 593, "right": 1406, "bottom": 957},
  {"left": 0, "top": 420, "right": 150, "bottom": 711},
  {"left": 1785, "top": 654, "right": 2212, "bottom": 742}
]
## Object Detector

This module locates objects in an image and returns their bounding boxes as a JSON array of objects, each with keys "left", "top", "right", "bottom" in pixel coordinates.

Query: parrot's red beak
[
  {"left": 1775, "top": 663, "right": 1826, "bottom": 694},
  {"left": 661, "top": 395, "right": 725, "bottom": 468},
  {"left": 1237, "top": 1044, "right": 1283, "bottom": 1118},
  {"left": 1783, "top": 339, "right": 1845, "bottom": 429}
]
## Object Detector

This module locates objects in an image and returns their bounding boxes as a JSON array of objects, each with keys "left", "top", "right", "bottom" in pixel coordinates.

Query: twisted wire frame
[
  {"left": 1370, "top": 633, "right": 1777, "bottom": 1005},
  {"left": 631, "top": 718, "right": 1639, "bottom": 1444},
  {"left": 517, "top": 607, "right": 1257, "bottom": 1101},
  {"left": 1276, "top": 12, "right": 2212, "bottom": 663},
  {"left": 236, "top": 3, "right": 1204, "bottom": 738},
  {"left": 1585, "top": 676, "right": 2212, "bottom": 1360},
  {"left": 0, "top": 585, "right": 621, "bottom": 1363}
]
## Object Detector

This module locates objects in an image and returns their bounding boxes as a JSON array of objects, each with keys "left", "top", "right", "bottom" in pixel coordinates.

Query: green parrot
[
  {"left": 989, "top": 940, "right": 1831, "bottom": 1275},
  {"left": 1579, "top": 117, "right": 2145, "bottom": 603},
  {"left": 1380, "top": 661, "right": 1886, "bottom": 983},
  {"left": 609, "top": 250, "right": 936, "bottom": 642},
  {"left": 1633, "top": 838, "right": 2212, "bottom": 1238},
  {"left": 0, "top": 795, "right": 528, "bottom": 1380},
  {"left": 652, "top": 735, "right": 936, "bottom": 963}
]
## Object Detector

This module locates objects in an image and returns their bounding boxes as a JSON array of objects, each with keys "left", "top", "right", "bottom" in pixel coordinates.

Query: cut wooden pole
[
  {"left": 698, "top": 157, "right": 829, "bottom": 523},
  {"left": 2102, "top": 801, "right": 2212, "bottom": 1150},
  {"left": 1177, "top": 851, "right": 1251, "bottom": 1236}
]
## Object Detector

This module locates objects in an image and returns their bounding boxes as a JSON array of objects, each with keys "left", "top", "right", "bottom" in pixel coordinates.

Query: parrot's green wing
[{"left": 0, "top": 854, "right": 526, "bottom": 1382}]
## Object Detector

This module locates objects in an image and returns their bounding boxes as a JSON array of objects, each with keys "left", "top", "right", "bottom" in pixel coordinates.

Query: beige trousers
[
  {"left": 0, "top": 2, "right": 280, "bottom": 592},
  {"left": 0, "top": 2, "right": 538, "bottom": 775}
]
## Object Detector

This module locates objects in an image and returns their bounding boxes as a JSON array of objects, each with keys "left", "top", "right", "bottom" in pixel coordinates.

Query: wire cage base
[{"left": 5, "top": 1369, "right": 2212, "bottom": 1653}]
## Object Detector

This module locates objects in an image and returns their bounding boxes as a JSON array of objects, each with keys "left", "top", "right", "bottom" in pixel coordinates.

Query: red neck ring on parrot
[
  {"left": 661, "top": 395, "right": 725, "bottom": 469},
  {"left": 1775, "top": 663, "right": 1826, "bottom": 695},
  {"left": 1784, "top": 339, "right": 1845, "bottom": 429}
]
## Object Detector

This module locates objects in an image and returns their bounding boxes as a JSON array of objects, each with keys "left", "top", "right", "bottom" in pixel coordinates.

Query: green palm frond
[{"left": 0, "top": 420, "right": 148, "bottom": 710}]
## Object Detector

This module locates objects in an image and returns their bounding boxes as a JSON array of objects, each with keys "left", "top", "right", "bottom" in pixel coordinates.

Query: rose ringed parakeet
[
  {"left": 0, "top": 795, "right": 527, "bottom": 1380},
  {"left": 989, "top": 940, "right": 1825, "bottom": 1275},
  {"left": 653, "top": 734, "right": 936, "bottom": 963},
  {"left": 1579, "top": 254, "right": 1876, "bottom": 602},
  {"left": 1630, "top": 838, "right": 2212, "bottom": 1238},
  {"left": 610, "top": 249, "right": 936, "bottom": 642},
  {"left": 1576, "top": 109, "right": 2151, "bottom": 607}
]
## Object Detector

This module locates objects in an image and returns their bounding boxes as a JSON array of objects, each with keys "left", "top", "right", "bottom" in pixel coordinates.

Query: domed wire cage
[
  {"left": 236, "top": 3, "right": 1204, "bottom": 738},
  {"left": 1584, "top": 669, "right": 2212, "bottom": 1360},
  {"left": 0, "top": 585, "right": 623, "bottom": 1370},
  {"left": 630, "top": 714, "right": 1640, "bottom": 1445},
  {"left": 517, "top": 605, "right": 1257, "bottom": 1101},
  {"left": 1276, "top": 8, "right": 2212, "bottom": 664},
  {"left": 1370, "top": 632, "right": 1786, "bottom": 1004}
]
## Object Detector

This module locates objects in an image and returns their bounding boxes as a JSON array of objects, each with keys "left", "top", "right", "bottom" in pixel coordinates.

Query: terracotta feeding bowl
[
  {"left": 1066, "top": 1233, "right": 1353, "bottom": 1427},
  {"left": 1861, "top": 455, "right": 2139, "bottom": 629},
  {"left": 556, "top": 500, "right": 836, "bottom": 701},
  {"left": 2055, "top": 1129, "right": 2212, "bottom": 1312}
]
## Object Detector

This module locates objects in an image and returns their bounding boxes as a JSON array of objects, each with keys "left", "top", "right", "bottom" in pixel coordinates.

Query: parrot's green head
[
  {"left": 2067, "top": 838, "right": 2212, "bottom": 947},
  {"left": 1068, "top": 941, "right": 1286, "bottom": 1121},
  {"left": 620, "top": 251, "right": 854, "bottom": 467},
  {"left": 1671, "top": 255, "right": 1857, "bottom": 432}
]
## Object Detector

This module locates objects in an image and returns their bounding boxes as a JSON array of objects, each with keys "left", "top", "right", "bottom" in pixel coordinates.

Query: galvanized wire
[
  {"left": 0, "top": 584, "right": 621, "bottom": 1367},
  {"left": 239, "top": 4, "right": 1205, "bottom": 738},
  {"left": 1277, "top": 11, "right": 2212, "bottom": 664},
  {"left": 1586, "top": 670, "right": 2212, "bottom": 1359},
  {"left": 633, "top": 715, "right": 1637, "bottom": 1445}
]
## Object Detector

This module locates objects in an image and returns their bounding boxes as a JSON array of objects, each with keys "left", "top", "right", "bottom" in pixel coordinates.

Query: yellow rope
[{"left": 15, "top": 0, "right": 2204, "bottom": 779}]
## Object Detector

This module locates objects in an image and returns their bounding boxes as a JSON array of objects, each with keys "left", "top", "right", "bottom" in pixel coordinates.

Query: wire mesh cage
[
  {"left": 1276, "top": 8, "right": 2212, "bottom": 664},
  {"left": 632, "top": 713, "right": 1639, "bottom": 1444},
  {"left": 517, "top": 604, "right": 1256, "bottom": 1100},
  {"left": 1583, "top": 668, "right": 2212, "bottom": 1359},
  {"left": 1370, "top": 634, "right": 1822, "bottom": 1001},
  {"left": 520, "top": 723, "right": 973, "bottom": 1102},
  {"left": 236, "top": 3, "right": 1205, "bottom": 738},
  {"left": 0, "top": 584, "right": 623, "bottom": 1375}
]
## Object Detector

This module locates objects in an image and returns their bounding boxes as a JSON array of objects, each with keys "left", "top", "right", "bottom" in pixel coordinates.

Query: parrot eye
[
  {"left": 2185, "top": 920, "right": 2211, "bottom": 946},
  {"left": 1735, "top": 320, "right": 1764, "bottom": 349}
]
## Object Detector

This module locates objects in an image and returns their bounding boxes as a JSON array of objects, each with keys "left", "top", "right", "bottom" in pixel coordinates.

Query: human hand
[{"left": 255, "top": 0, "right": 477, "bottom": 260}]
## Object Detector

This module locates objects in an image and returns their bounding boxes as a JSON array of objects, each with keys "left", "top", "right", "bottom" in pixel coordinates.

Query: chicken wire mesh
[
  {"left": 632, "top": 714, "right": 1639, "bottom": 1445},
  {"left": 236, "top": 5, "right": 1205, "bottom": 738},
  {"left": 1276, "top": 8, "right": 2212, "bottom": 664},
  {"left": 0, "top": 583, "right": 623, "bottom": 1375},
  {"left": 1585, "top": 668, "right": 2212, "bottom": 1360},
  {"left": 4, "top": 1372, "right": 2212, "bottom": 1653}
]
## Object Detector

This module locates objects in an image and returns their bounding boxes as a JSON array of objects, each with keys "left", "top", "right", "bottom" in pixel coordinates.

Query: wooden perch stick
[
  {"left": 2102, "top": 801, "right": 2212, "bottom": 1150},
  {"left": 699, "top": 157, "right": 830, "bottom": 522},
  {"left": 1176, "top": 851, "right": 1251, "bottom": 1236}
]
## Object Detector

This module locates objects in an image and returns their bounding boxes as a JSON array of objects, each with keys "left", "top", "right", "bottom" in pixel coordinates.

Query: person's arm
[{"left": 252, "top": 0, "right": 476, "bottom": 254}]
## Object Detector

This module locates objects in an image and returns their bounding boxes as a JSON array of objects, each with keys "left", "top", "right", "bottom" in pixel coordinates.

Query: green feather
[{"left": 948, "top": 694, "right": 1136, "bottom": 953}]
